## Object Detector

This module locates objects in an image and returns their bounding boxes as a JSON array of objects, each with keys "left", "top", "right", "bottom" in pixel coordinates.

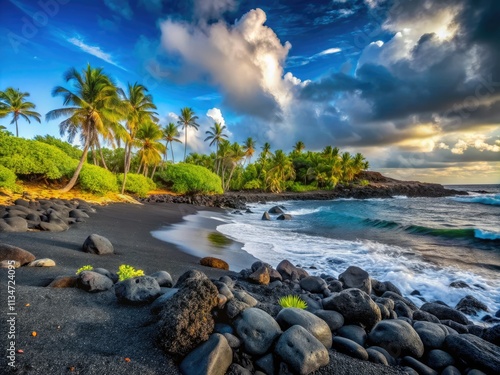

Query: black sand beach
[{"left": 0, "top": 201, "right": 410, "bottom": 375}]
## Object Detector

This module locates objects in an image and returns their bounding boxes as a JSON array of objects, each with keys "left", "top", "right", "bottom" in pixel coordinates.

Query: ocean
[{"left": 152, "top": 185, "right": 500, "bottom": 322}]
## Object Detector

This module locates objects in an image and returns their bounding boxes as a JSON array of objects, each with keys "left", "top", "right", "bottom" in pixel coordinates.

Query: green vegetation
[
  {"left": 207, "top": 232, "right": 232, "bottom": 247},
  {"left": 278, "top": 295, "right": 308, "bottom": 309},
  {"left": 0, "top": 165, "right": 21, "bottom": 192},
  {"left": 79, "top": 163, "right": 118, "bottom": 195},
  {"left": 0, "top": 87, "right": 41, "bottom": 137},
  {"left": 117, "top": 264, "right": 144, "bottom": 281},
  {"left": 117, "top": 173, "right": 156, "bottom": 197},
  {"left": 0, "top": 64, "right": 370, "bottom": 197},
  {"left": 0, "top": 132, "right": 77, "bottom": 180},
  {"left": 158, "top": 163, "right": 223, "bottom": 194},
  {"left": 76, "top": 265, "right": 94, "bottom": 274}
]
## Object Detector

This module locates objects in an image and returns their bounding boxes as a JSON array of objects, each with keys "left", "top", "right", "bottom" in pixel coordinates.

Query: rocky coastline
[{"left": 142, "top": 172, "right": 468, "bottom": 209}]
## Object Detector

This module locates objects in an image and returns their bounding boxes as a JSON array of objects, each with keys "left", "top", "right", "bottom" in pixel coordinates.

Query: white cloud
[
  {"left": 206, "top": 108, "right": 226, "bottom": 127},
  {"left": 67, "top": 37, "right": 126, "bottom": 71},
  {"left": 451, "top": 139, "right": 468, "bottom": 154},
  {"left": 438, "top": 142, "right": 449, "bottom": 150},
  {"left": 194, "top": 0, "right": 237, "bottom": 20},
  {"left": 318, "top": 48, "right": 342, "bottom": 56}
]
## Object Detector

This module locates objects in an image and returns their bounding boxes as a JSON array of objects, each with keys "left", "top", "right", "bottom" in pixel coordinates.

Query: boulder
[
  {"left": 38, "top": 222, "right": 67, "bottom": 232},
  {"left": 313, "top": 310, "right": 344, "bottom": 331},
  {"left": 222, "top": 333, "right": 240, "bottom": 348},
  {"left": 449, "top": 280, "right": 470, "bottom": 289},
  {"left": 269, "top": 206, "right": 285, "bottom": 214},
  {"left": 413, "top": 310, "right": 440, "bottom": 323},
  {"left": 93, "top": 268, "right": 118, "bottom": 283},
  {"left": 339, "top": 266, "right": 371, "bottom": 294},
  {"left": 455, "top": 295, "right": 488, "bottom": 316},
  {"left": 277, "top": 214, "right": 292, "bottom": 220},
  {"left": 48, "top": 276, "right": 77, "bottom": 288},
  {"left": 115, "top": 276, "right": 161, "bottom": 304},
  {"left": 261, "top": 212, "right": 271, "bottom": 221},
  {"left": 368, "top": 319, "right": 425, "bottom": 358},
  {"left": 366, "top": 348, "right": 389, "bottom": 365},
  {"left": 300, "top": 276, "right": 328, "bottom": 294},
  {"left": 413, "top": 321, "right": 448, "bottom": 350},
  {"left": 150, "top": 270, "right": 173, "bottom": 287},
  {"left": 441, "top": 366, "right": 461, "bottom": 375},
  {"left": 369, "top": 346, "right": 397, "bottom": 366},
  {"left": 255, "top": 353, "right": 275, "bottom": 375},
  {"left": 69, "top": 209, "right": 89, "bottom": 219},
  {"left": 481, "top": 324, "right": 500, "bottom": 345},
  {"left": 381, "top": 291, "right": 418, "bottom": 311},
  {"left": 331, "top": 336, "right": 368, "bottom": 361},
  {"left": 226, "top": 299, "right": 250, "bottom": 319},
  {"left": 82, "top": 234, "right": 114, "bottom": 255},
  {"left": 179, "top": 334, "right": 232, "bottom": 375},
  {"left": 276, "top": 308, "right": 332, "bottom": 348},
  {"left": 158, "top": 275, "right": 218, "bottom": 357},
  {"left": 337, "top": 325, "right": 367, "bottom": 346},
  {"left": 440, "top": 320, "right": 468, "bottom": 334},
  {"left": 233, "top": 290, "right": 258, "bottom": 307},
  {"left": 372, "top": 280, "right": 402, "bottom": 296},
  {"left": 200, "top": 257, "right": 229, "bottom": 270},
  {"left": 275, "top": 325, "right": 329, "bottom": 375},
  {"left": 401, "top": 356, "right": 438, "bottom": 375},
  {"left": 0, "top": 217, "right": 28, "bottom": 232},
  {"left": 0, "top": 244, "right": 35, "bottom": 265},
  {"left": 426, "top": 349, "right": 455, "bottom": 371},
  {"left": 276, "top": 259, "right": 309, "bottom": 281},
  {"left": 248, "top": 266, "right": 270, "bottom": 285},
  {"left": 27, "top": 258, "right": 56, "bottom": 267},
  {"left": 235, "top": 308, "right": 282, "bottom": 356},
  {"left": 77, "top": 271, "right": 114, "bottom": 292},
  {"left": 444, "top": 334, "right": 500, "bottom": 374},
  {"left": 324, "top": 288, "right": 381, "bottom": 329},
  {"left": 226, "top": 364, "right": 252, "bottom": 375},
  {"left": 421, "top": 302, "right": 469, "bottom": 325},
  {"left": 394, "top": 300, "right": 413, "bottom": 319}
]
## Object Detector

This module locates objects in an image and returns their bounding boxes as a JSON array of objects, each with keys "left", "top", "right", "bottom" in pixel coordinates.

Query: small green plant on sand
[
  {"left": 279, "top": 295, "right": 308, "bottom": 309},
  {"left": 117, "top": 264, "right": 145, "bottom": 281},
  {"left": 76, "top": 265, "right": 94, "bottom": 274}
]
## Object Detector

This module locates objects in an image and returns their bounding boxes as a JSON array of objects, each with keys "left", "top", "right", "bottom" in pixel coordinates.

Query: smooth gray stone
[
  {"left": 313, "top": 309, "right": 344, "bottom": 331},
  {"left": 366, "top": 348, "right": 388, "bottom": 365},
  {"left": 444, "top": 333, "right": 500, "bottom": 374},
  {"left": 339, "top": 265, "right": 371, "bottom": 294},
  {"left": 150, "top": 288, "right": 179, "bottom": 314},
  {"left": 413, "top": 321, "right": 448, "bottom": 350},
  {"left": 401, "top": 356, "right": 438, "bottom": 375},
  {"left": 368, "top": 346, "right": 397, "bottom": 366},
  {"left": 235, "top": 308, "right": 282, "bottom": 356},
  {"left": 441, "top": 365, "right": 461, "bottom": 375},
  {"left": 337, "top": 324, "right": 367, "bottom": 346},
  {"left": 77, "top": 271, "right": 113, "bottom": 292},
  {"left": 368, "top": 319, "right": 424, "bottom": 358},
  {"left": 150, "top": 270, "right": 173, "bottom": 287},
  {"left": 115, "top": 276, "right": 161, "bottom": 304},
  {"left": 331, "top": 336, "right": 369, "bottom": 361},
  {"left": 233, "top": 290, "right": 258, "bottom": 306},
  {"left": 421, "top": 302, "right": 468, "bottom": 325},
  {"left": 300, "top": 276, "right": 327, "bottom": 293},
  {"left": 180, "top": 333, "right": 232, "bottom": 375},
  {"left": 82, "top": 233, "right": 114, "bottom": 255},
  {"left": 426, "top": 349, "right": 455, "bottom": 371},
  {"left": 276, "top": 307, "right": 332, "bottom": 348},
  {"left": 275, "top": 325, "right": 329, "bottom": 375}
]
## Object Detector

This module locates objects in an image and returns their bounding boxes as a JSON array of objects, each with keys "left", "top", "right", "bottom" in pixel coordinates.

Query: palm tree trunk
[
  {"left": 60, "top": 140, "right": 90, "bottom": 193},
  {"left": 97, "top": 139, "right": 108, "bottom": 170},
  {"left": 15, "top": 118, "right": 19, "bottom": 138},
  {"left": 137, "top": 162, "right": 142, "bottom": 174},
  {"left": 184, "top": 127, "right": 187, "bottom": 162},
  {"left": 170, "top": 142, "right": 175, "bottom": 163},
  {"left": 121, "top": 142, "right": 130, "bottom": 194},
  {"left": 151, "top": 164, "right": 157, "bottom": 179}
]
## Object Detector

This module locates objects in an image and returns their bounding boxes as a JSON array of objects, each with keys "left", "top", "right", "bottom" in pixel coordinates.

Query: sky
[{"left": 0, "top": 0, "right": 499, "bottom": 184}]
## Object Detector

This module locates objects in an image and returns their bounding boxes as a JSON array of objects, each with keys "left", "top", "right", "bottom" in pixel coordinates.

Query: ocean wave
[
  {"left": 475, "top": 229, "right": 500, "bottom": 241},
  {"left": 452, "top": 194, "right": 500, "bottom": 206}
]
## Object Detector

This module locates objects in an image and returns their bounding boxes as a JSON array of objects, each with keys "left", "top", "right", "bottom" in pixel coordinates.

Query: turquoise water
[{"left": 154, "top": 185, "right": 500, "bottom": 322}]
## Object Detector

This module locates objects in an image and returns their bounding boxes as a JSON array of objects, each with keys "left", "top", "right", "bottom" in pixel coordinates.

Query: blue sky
[{"left": 0, "top": 0, "right": 499, "bottom": 184}]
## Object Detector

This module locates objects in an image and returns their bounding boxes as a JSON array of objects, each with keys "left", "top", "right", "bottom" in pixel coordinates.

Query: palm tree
[
  {"left": 163, "top": 122, "right": 182, "bottom": 163},
  {"left": 0, "top": 88, "right": 41, "bottom": 137},
  {"left": 340, "top": 152, "right": 354, "bottom": 184},
  {"left": 135, "top": 121, "right": 165, "bottom": 178},
  {"left": 204, "top": 121, "right": 228, "bottom": 174},
  {"left": 243, "top": 137, "right": 256, "bottom": 165},
  {"left": 177, "top": 107, "right": 199, "bottom": 161},
  {"left": 119, "top": 83, "right": 157, "bottom": 193},
  {"left": 223, "top": 142, "right": 246, "bottom": 191},
  {"left": 46, "top": 64, "right": 122, "bottom": 192},
  {"left": 257, "top": 141, "right": 273, "bottom": 179},
  {"left": 266, "top": 149, "right": 295, "bottom": 193},
  {"left": 293, "top": 141, "right": 305, "bottom": 154}
]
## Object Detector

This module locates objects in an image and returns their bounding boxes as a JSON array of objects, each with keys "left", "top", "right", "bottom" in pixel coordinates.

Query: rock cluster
[
  {"left": 151, "top": 262, "right": 499, "bottom": 375},
  {"left": 0, "top": 198, "right": 93, "bottom": 232}
]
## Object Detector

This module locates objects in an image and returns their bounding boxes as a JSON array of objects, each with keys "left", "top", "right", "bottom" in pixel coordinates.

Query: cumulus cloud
[{"left": 206, "top": 108, "right": 226, "bottom": 126}]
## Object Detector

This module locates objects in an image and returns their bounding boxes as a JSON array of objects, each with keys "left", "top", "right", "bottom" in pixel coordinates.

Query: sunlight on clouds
[{"left": 206, "top": 108, "right": 226, "bottom": 127}]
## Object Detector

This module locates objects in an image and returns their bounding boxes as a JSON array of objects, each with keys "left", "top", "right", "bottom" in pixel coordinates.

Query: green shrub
[
  {"left": 0, "top": 165, "right": 21, "bottom": 192},
  {"left": 76, "top": 265, "right": 94, "bottom": 274},
  {"left": 0, "top": 132, "right": 78, "bottom": 179},
  {"left": 278, "top": 295, "right": 308, "bottom": 309},
  {"left": 157, "top": 163, "right": 223, "bottom": 194},
  {"left": 117, "top": 264, "right": 144, "bottom": 281},
  {"left": 79, "top": 163, "right": 117, "bottom": 195},
  {"left": 358, "top": 179, "right": 370, "bottom": 186},
  {"left": 34, "top": 135, "right": 83, "bottom": 160},
  {"left": 287, "top": 182, "right": 318, "bottom": 192},
  {"left": 243, "top": 179, "right": 262, "bottom": 190},
  {"left": 117, "top": 173, "right": 156, "bottom": 197}
]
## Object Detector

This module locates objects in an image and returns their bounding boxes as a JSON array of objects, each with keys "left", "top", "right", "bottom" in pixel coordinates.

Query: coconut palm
[
  {"left": 293, "top": 141, "right": 305, "bottom": 154},
  {"left": 119, "top": 82, "right": 158, "bottom": 193},
  {"left": 177, "top": 107, "right": 199, "bottom": 161},
  {"left": 0, "top": 88, "right": 41, "bottom": 137},
  {"left": 163, "top": 122, "right": 182, "bottom": 163},
  {"left": 46, "top": 64, "right": 122, "bottom": 192},
  {"left": 243, "top": 137, "right": 256, "bottom": 165},
  {"left": 204, "top": 121, "right": 228, "bottom": 174},
  {"left": 266, "top": 150, "right": 295, "bottom": 193},
  {"left": 223, "top": 142, "right": 246, "bottom": 191},
  {"left": 340, "top": 152, "right": 354, "bottom": 184},
  {"left": 135, "top": 121, "right": 166, "bottom": 178}
]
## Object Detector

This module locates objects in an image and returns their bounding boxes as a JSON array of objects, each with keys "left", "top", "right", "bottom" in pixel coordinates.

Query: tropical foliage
[
  {"left": 177, "top": 107, "right": 199, "bottom": 162},
  {"left": 157, "top": 163, "right": 223, "bottom": 195},
  {"left": 79, "top": 163, "right": 118, "bottom": 195},
  {"left": 0, "top": 164, "right": 21, "bottom": 192},
  {"left": 0, "top": 87, "right": 41, "bottom": 137},
  {"left": 117, "top": 173, "right": 156, "bottom": 198},
  {"left": 117, "top": 264, "right": 145, "bottom": 281},
  {"left": 278, "top": 295, "right": 308, "bottom": 309}
]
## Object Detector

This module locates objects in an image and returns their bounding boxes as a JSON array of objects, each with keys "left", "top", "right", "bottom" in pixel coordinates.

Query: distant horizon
[{"left": 1, "top": 0, "right": 499, "bottom": 185}]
